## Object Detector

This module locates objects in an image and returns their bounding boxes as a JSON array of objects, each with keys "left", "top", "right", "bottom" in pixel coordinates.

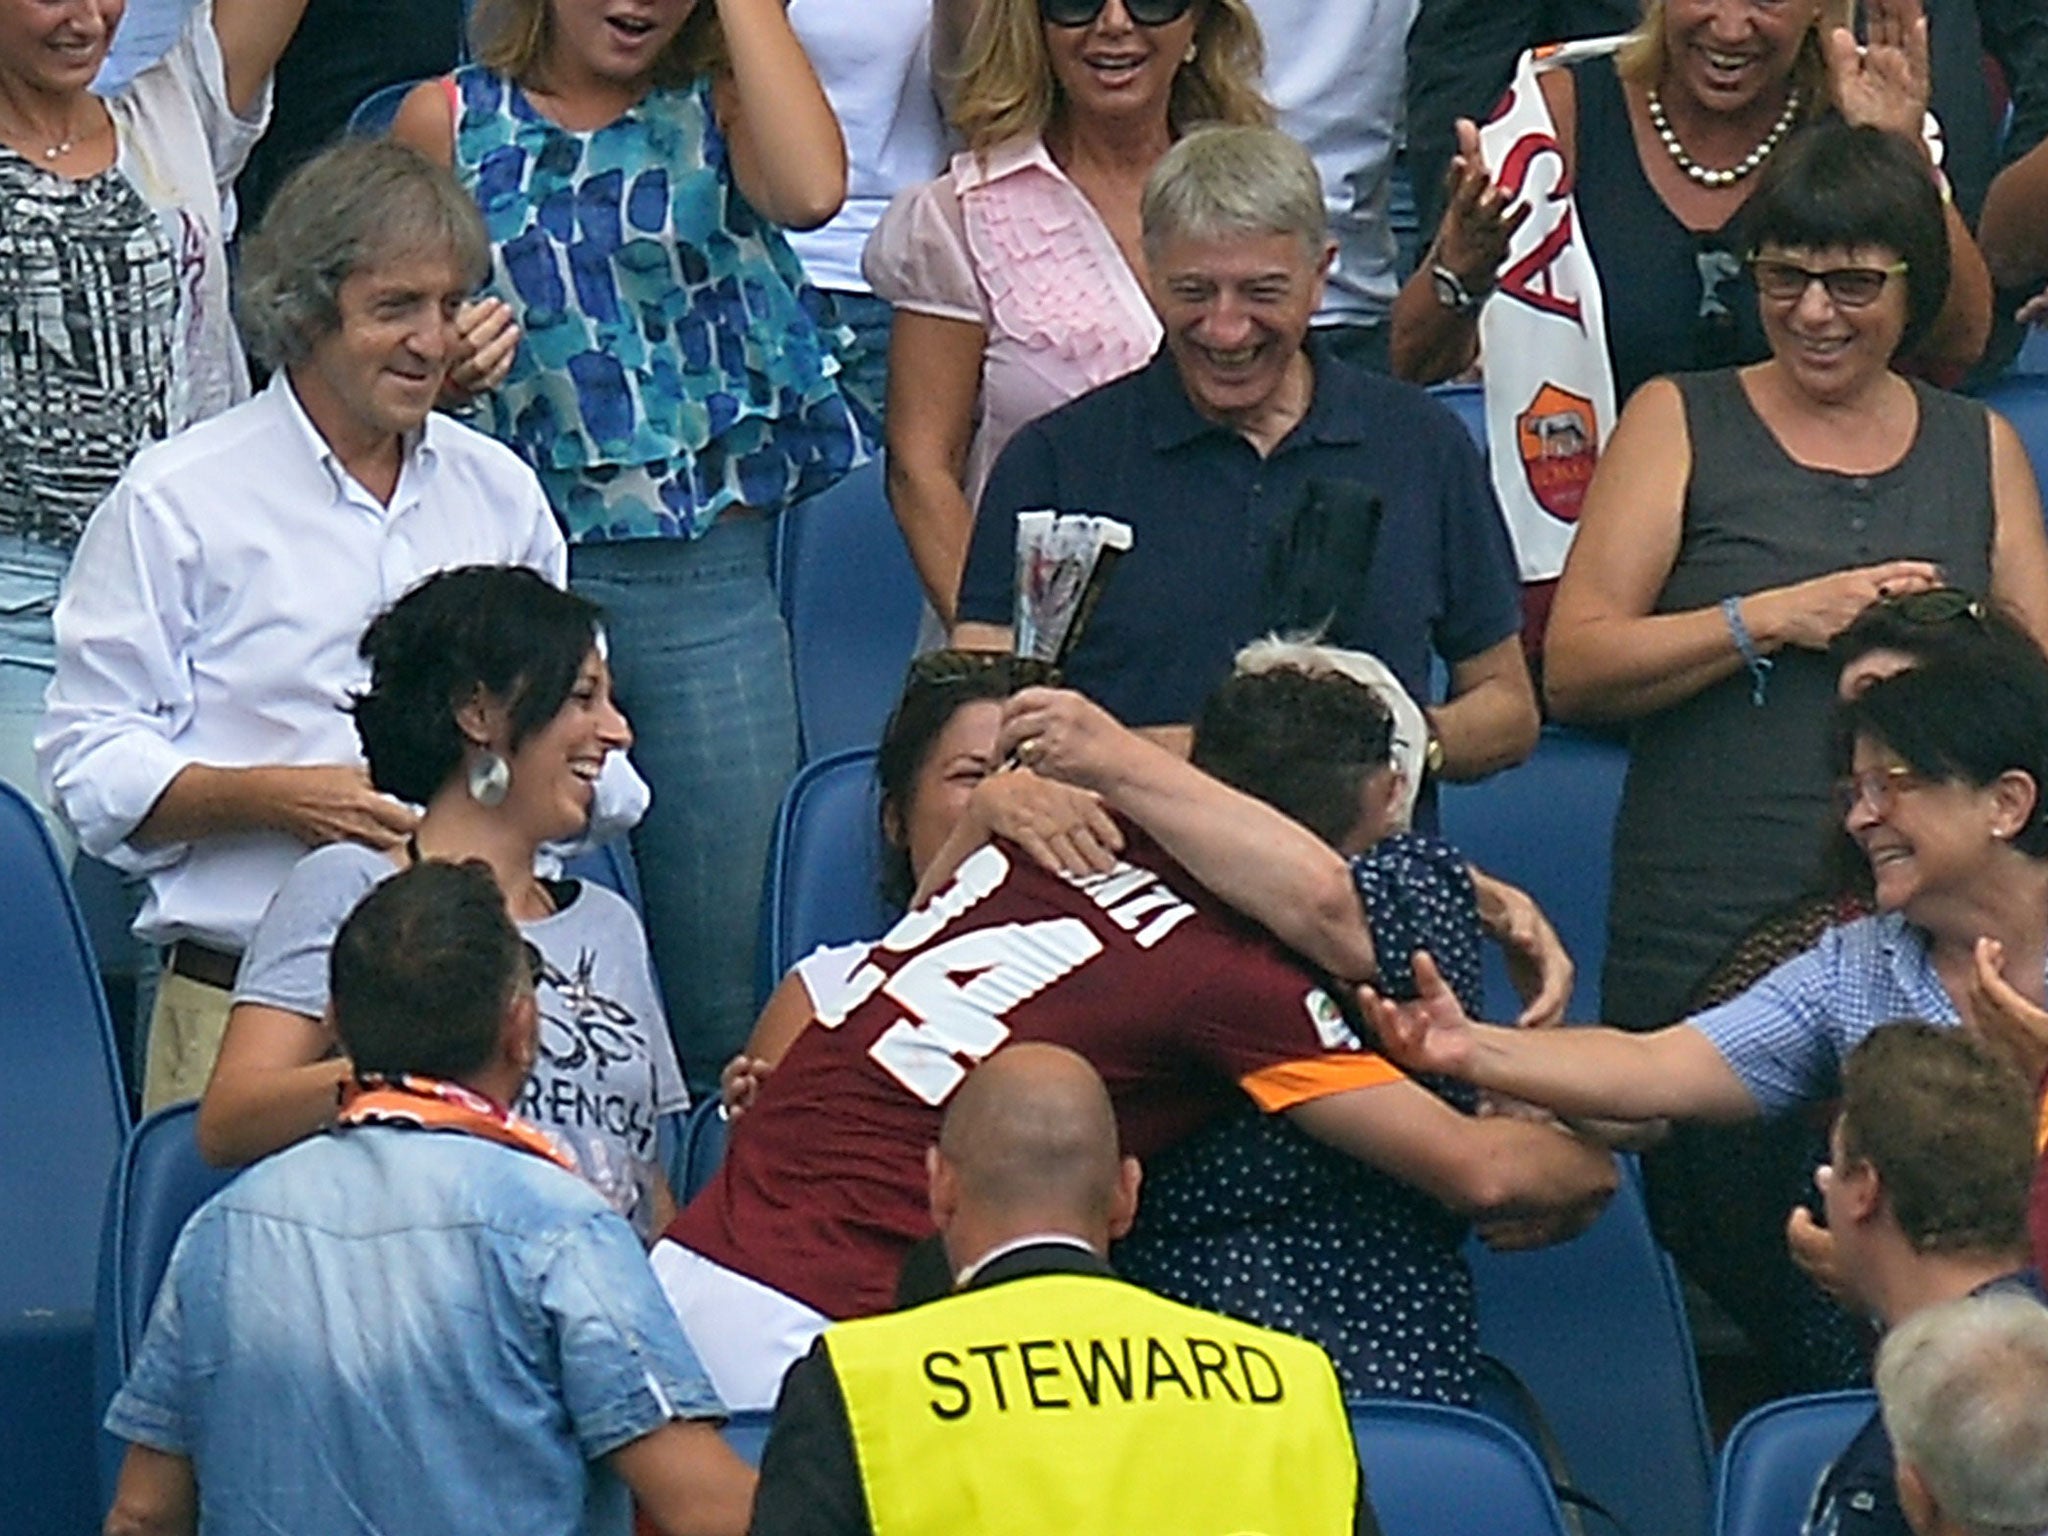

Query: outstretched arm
[
  {"left": 1360, "top": 952, "right": 1761, "bottom": 1123},
  {"left": 212, "top": 0, "right": 313, "bottom": 118}
]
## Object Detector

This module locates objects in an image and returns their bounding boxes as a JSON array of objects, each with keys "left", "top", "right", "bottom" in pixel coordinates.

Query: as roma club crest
[{"left": 1514, "top": 383, "right": 1598, "bottom": 525}]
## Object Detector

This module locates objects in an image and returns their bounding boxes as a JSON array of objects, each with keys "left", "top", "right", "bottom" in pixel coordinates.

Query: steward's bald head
[{"left": 935, "top": 1045, "right": 1128, "bottom": 1240}]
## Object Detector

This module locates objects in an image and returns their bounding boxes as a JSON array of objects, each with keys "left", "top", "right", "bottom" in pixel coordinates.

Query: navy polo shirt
[{"left": 957, "top": 339, "right": 1522, "bottom": 729}]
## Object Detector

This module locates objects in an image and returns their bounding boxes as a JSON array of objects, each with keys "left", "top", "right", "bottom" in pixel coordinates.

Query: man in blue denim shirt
[{"left": 103, "top": 861, "right": 754, "bottom": 1536}]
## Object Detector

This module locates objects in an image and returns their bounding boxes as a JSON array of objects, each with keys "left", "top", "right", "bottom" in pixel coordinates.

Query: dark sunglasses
[
  {"left": 1747, "top": 256, "right": 1908, "bottom": 309},
  {"left": 1040, "top": 0, "right": 1195, "bottom": 28},
  {"left": 905, "top": 650, "right": 1063, "bottom": 692},
  {"left": 1874, "top": 588, "right": 1984, "bottom": 626}
]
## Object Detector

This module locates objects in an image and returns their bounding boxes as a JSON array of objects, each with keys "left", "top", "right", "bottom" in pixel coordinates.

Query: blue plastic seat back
[
  {"left": 757, "top": 748, "right": 890, "bottom": 1000},
  {"left": 1466, "top": 1158, "right": 1713, "bottom": 1536},
  {"left": 346, "top": 77, "right": 427, "bottom": 137},
  {"left": 672, "top": 1096, "right": 730, "bottom": 1203},
  {"left": 1715, "top": 1391, "right": 1878, "bottom": 1536},
  {"left": 1972, "top": 374, "right": 2048, "bottom": 494},
  {"left": 1438, "top": 725, "right": 1629, "bottom": 1021},
  {"left": 1351, "top": 1399, "right": 1572, "bottom": 1536},
  {"left": 562, "top": 838, "right": 647, "bottom": 919},
  {"left": 1428, "top": 382, "right": 1489, "bottom": 453},
  {"left": 775, "top": 462, "right": 924, "bottom": 760},
  {"left": 0, "top": 782, "right": 128, "bottom": 1535},
  {"left": 95, "top": 1103, "right": 235, "bottom": 1506},
  {"left": 721, "top": 1408, "right": 776, "bottom": 1467}
]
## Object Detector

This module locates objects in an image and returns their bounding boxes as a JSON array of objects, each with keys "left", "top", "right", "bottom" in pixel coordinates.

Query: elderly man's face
[
  {"left": 293, "top": 250, "right": 469, "bottom": 452},
  {"left": 1146, "top": 230, "right": 1332, "bottom": 428}
]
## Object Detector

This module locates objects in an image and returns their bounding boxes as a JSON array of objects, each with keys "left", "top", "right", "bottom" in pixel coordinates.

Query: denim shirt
[{"left": 107, "top": 1125, "right": 724, "bottom": 1535}]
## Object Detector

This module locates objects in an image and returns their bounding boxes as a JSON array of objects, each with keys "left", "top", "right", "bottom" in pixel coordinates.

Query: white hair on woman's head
[{"left": 1232, "top": 635, "right": 1425, "bottom": 831}]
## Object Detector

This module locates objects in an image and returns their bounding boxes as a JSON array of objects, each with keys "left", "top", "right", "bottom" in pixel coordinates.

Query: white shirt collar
[
  {"left": 953, "top": 1231, "right": 1098, "bottom": 1289},
  {"left": 270, "top": 370, "right": 439, "bottom": 508}
]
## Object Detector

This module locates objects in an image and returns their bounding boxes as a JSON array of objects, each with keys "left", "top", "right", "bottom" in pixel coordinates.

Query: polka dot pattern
[{"left": 1116, "top": 834, "right": 1488, "bottom": 1404}]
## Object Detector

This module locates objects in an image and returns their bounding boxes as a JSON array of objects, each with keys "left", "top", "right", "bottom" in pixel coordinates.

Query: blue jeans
[{"left": 570, "top": 519, "right": 799, "bottom": 1095}]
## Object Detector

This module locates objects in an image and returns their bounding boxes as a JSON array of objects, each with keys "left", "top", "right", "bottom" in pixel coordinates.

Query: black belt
[{"left": 164, "top": 939, "right": 242, "bottom": 991}]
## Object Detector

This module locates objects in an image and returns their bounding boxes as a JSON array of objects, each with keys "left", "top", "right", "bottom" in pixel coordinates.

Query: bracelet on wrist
[{"left": 1721, "top": 595, "right": 1773, "bottom": 707}]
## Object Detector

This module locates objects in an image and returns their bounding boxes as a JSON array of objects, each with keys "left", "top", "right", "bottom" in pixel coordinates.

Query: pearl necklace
[{"left": 1646, "top": 84, "right": 1801, "bottom": 188}]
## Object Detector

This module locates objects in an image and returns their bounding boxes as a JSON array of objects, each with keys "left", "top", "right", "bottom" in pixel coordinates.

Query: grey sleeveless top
[{"left": 1602, "top": 369, "right": 1993, "bottom": 1028}]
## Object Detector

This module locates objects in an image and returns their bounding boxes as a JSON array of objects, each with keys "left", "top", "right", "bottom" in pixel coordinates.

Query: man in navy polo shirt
[{"left": 953, "top": 125, "right": 1537, "bottom": 794}]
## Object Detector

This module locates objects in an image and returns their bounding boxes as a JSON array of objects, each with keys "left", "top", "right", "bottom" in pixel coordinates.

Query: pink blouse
[{"left": 863, "top": 137, "right": 1163, "bottom": 506}]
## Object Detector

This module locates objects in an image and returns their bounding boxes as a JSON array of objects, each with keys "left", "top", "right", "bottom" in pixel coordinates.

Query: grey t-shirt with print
[{"left": 234, "top": 842, "right": 687, "bottom": 1236}]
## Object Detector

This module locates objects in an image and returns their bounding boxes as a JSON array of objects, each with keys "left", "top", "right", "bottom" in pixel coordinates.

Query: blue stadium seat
[
  {"left": 1438, "top": 724, "right": 1629, "bottom": 1021},
  {"left": 562, "top": 837, "right": 646, "bottom": 918},
  {"left": 94, "top": 1103, "right": 234, "bottom": 1508},
  {"left": 775, "top": 462, "right": 924, "bottom": 760},
  {"left": 672, "top": 1096, "right": 730, "bottom": 1203},
  {"left": 756, "top": 747, "right": 890, "bottom": 1000},
  {"left": 1428, "top": 382, "right": 1488, "bottom": 453},
  {"left": 1350, "top": 1399, "right": 1572, "bottom": 1536},
  {"left": 720, "top": 1408, "right": 776, "bottom": 1466},
  {"left": 0, "top": 781, "right": 130, "bottom": 1535},
  {"left": 346, "top": 77, "right": 427, "bottom": 137},
  {"left": 1973, "top": 374, "right": 2048, "bottom": 495},
  {"left": 1466, "top": 1158, "right": 1713, "bottom": 1536},
  {"left": 1715, "top": 1390, "right": 1878, "bottom": 1536}
]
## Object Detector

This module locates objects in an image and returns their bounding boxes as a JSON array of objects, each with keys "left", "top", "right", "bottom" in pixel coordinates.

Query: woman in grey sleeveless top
[
  {"left": 1548, "top": 122, "right": 2048, "bottom": 1031},
  {"left": 1541, "top": 123, "right": 2048, "bottom": 1391}
]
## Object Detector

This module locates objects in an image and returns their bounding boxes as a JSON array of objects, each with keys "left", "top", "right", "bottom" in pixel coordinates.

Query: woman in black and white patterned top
[{"left": 0, "top": 0, "right": 308, "bottom": 826}]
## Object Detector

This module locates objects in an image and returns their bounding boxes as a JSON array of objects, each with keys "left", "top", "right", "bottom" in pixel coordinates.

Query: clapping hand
[{"left": 1967, "top": 936, "right": 2048, "bottom": 1088}]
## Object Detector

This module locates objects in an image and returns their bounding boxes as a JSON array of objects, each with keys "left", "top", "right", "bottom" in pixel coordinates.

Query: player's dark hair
[{"left": 1190, "top": 666, "right": 1394, "bottom": 848}]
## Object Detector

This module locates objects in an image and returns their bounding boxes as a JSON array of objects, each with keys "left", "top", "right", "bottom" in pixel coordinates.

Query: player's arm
[{"left": 1283, "top": 1075, "right": 1618, "bottom": 1224}]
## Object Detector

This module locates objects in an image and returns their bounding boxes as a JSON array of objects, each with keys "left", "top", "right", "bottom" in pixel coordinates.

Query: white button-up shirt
[{"left": 39, "top": 372, "right": 646, "bottom": 951}]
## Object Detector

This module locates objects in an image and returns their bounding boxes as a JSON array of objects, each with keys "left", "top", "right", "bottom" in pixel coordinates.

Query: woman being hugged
[
  {"left": 199, "top": 566, "right": 687, "bottom": 1239},
  {"left": 862, "top": 0, "right": 1268, "bottom": 624},
  {"left": 391, "top": 0, "right": 867, "bottom": 1091}
]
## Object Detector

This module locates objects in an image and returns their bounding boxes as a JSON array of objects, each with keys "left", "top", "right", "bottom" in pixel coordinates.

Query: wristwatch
[
  {"left": 1430, "top": 262, "right": 1488, "bottom": 316},
  {"left": 1424, "top": 732, "right": 1446, "bottom": 776}
]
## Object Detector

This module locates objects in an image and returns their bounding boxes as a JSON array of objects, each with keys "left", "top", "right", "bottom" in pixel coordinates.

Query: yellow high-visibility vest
[{"left": 825, "top": 1270, "right": 1359, "bottom": 1536}]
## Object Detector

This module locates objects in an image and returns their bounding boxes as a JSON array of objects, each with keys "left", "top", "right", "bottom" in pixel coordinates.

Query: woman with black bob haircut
[{"left": 198, "top": 566, "right": 687, "bottom": 1239}]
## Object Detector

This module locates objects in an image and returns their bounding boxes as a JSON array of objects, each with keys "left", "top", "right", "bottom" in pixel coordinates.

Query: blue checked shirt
[{"left": 1690, "top": 913, "right": 1962, "bottom": 1114}]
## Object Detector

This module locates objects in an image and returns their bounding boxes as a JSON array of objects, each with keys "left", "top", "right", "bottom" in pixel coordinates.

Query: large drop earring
[{"left": 467, "top": 749, "right": 511, "bottom": 807}]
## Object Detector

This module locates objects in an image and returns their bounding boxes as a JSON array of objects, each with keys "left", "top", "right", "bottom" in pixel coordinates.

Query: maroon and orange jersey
[{"left": 666, "top": 825, "right": 1401, "bottom": 1320}]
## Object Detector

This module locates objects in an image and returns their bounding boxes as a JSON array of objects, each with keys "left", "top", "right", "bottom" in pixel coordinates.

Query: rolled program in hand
[{"left": 1014, "top": 510, "right": 1134, "bottom": 666}]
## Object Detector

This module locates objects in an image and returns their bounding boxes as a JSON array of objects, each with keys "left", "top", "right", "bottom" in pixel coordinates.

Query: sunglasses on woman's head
[
  {"left": 1039, "top": 0, "right": 1195, "bottom": 28},
  {"left": 904, "top": 650, "right": 1063, "bottom": 692},
  {"left": 1876, "top": 588, "right": 1984, "bottom": 627},
  {"left": 1747, "top": 256, "right": 1908, "bottom": 309}
]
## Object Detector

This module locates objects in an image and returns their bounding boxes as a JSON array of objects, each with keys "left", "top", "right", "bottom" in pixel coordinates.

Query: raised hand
[
  {"left": 1355, "top": 950, "right": 1480, "bottom": 1076},
  {"left": 1432, "top": 118, "right": 1531, "bottom": 302},
  {"left": 1824, "top": 0, "right": 1933, "bottom": 143},
  {"left": 1967, "top": 936, "right": 2048, "bottom": 1088}
]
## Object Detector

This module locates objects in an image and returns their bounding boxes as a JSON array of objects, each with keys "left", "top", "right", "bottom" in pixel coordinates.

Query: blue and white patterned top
[
  {"left": 1114, "top": 831, "right": 1486, "bottom": 1404},
  {"left": 1691, "top": 912, "right": 1967, "bottom": 1114},
  {"left": 451, "top": 67, "right": 870, "bottom": 542}
]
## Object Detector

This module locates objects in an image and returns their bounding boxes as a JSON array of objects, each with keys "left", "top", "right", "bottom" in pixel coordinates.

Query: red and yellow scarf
[{"left": 337, "top": 1074, "right": 577, "bottom": 1174}]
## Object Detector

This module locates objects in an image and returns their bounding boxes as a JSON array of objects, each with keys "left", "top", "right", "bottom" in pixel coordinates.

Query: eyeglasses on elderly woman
[
  {"left": 1039, "top": 0, "right": 1195, "bottom": 27},
  {"left": 1747, "top": 256, "right": 1910, "bottom": 309}
]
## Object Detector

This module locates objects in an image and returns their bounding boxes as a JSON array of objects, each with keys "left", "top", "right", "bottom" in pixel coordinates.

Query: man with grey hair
[
  {"left": 1874, "top": 1290, "right": 2048, "bottom": 1536},
  {"left": 39, "top": 137, "right": 642, "bottom": 1110},
  {"left": 954, "top": 123, "right": 1536, "bottom": 806}
]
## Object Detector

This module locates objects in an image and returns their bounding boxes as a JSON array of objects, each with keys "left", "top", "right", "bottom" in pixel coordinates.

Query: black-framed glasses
[
  {"left": 1875, "top": 588, "right": 1985, "bottom": 626},
  {"left": 1748, "top": 256, "right": 1908, "bottom": 308},
  {"left": 1832, "top": 764, "right": 1926, "bottom": 819},
  {"left": 1039, "top": 0, "right": 1195, "bottom": 28},
  {"left": 905, "top": 650, "right": 1063, "bottom": 692}
]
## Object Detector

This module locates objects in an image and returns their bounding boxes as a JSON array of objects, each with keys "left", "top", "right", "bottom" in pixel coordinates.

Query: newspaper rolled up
[{"left": 1014, "top": 511, "right": 1134, "bottom": 665}]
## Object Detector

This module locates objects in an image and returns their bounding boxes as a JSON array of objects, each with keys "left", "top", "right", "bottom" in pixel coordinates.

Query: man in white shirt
[{"left": 39, "top": 137, "right": 641, "bottom": 1111}]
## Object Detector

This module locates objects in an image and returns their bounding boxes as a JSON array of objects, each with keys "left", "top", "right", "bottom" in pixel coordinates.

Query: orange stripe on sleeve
[{"left": 1239, "top": 1053, "right": 1409, "bottom": 1113}]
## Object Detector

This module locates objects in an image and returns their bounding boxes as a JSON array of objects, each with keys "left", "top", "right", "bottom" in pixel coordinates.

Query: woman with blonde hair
[
  {"left": 1389, "top": 0, "right": 1994, "bottom": 395},
  {"left": 863, "top": 0, "right": 1270, "bottom": 624},
  {"left": 390, "top": 0, "right": 871, "bottom": 1093}
]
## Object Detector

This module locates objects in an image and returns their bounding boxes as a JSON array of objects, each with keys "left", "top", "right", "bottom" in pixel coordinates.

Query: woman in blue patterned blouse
[{"left": 393, "top": 0, "right": 872, "bottom": 1092}]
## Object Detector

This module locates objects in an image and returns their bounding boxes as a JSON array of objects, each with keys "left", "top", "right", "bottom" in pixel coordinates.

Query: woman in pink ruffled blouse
[{"left": 861, "top": 0, "right": 1270, "bottom": 624}]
